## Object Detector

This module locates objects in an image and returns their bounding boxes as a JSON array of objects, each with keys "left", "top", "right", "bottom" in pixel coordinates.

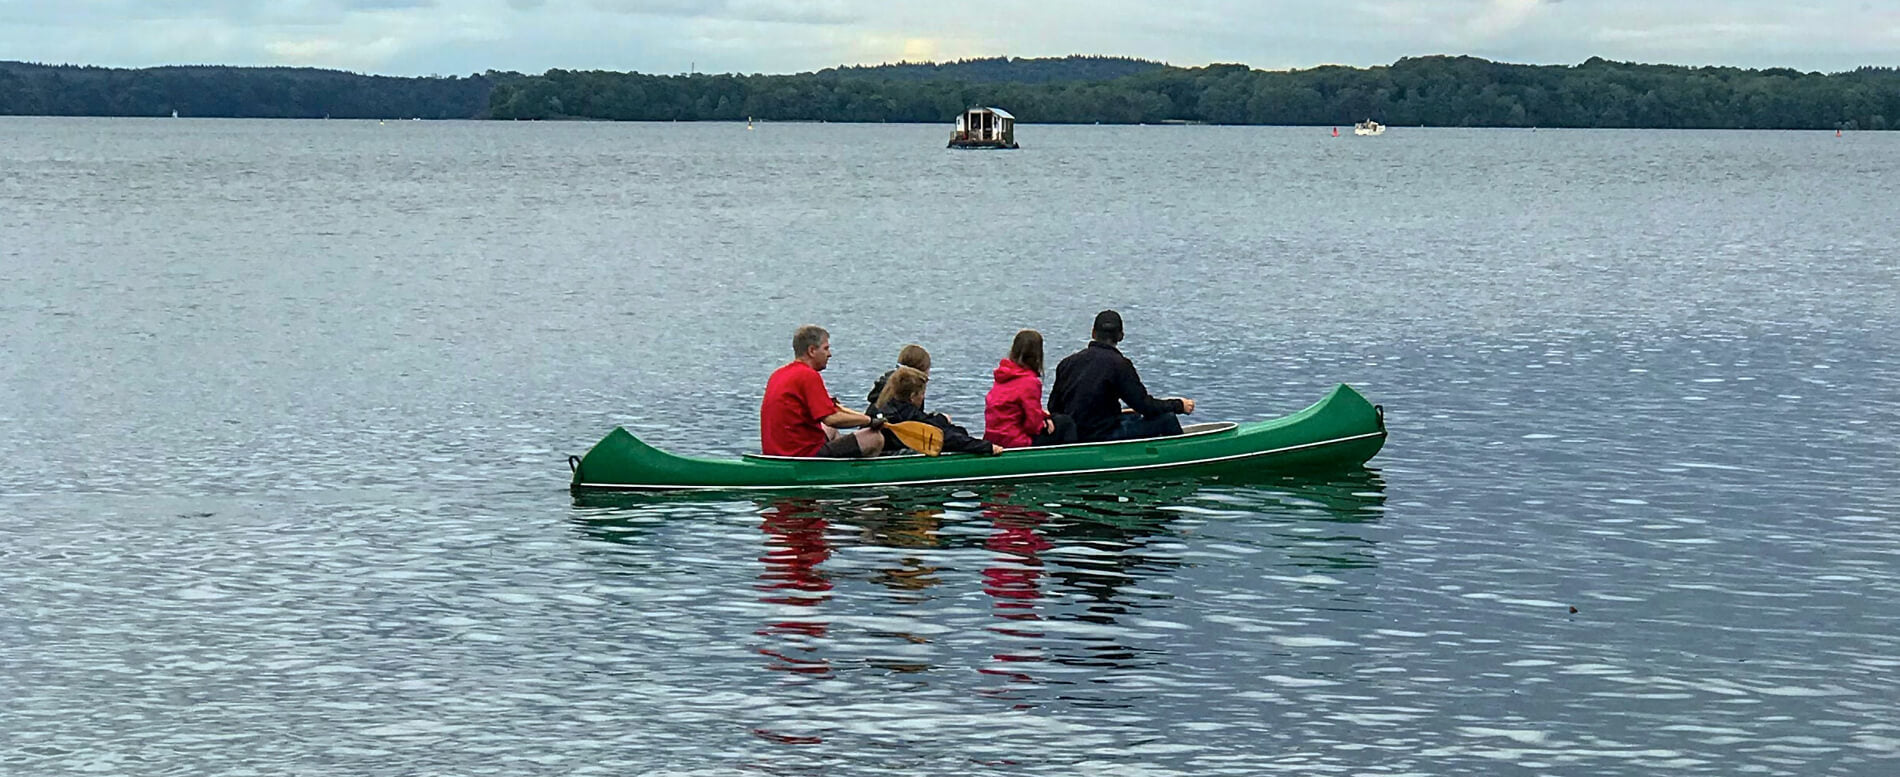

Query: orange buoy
[{"left": 1332, "top": 126, "right": 1339, "bottom": 137}]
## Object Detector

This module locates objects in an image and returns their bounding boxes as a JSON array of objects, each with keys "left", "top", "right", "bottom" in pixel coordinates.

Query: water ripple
[{"left": 3, "top": 121, "right": 1897, "bottom": 775}]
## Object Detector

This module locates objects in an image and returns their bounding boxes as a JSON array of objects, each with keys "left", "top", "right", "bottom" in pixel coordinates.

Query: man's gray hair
[{"left": 792, "top": 325, "right": 829, "bottom": 358}]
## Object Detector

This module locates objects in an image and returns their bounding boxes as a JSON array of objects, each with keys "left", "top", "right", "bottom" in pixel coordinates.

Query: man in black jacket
[{"left": 1048, "top": 310, "right": 1196, "bottom": 443}]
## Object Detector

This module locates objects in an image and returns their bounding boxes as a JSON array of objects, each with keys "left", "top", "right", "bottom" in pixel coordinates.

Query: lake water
[{"left": 2, "top": 118, "right": 1897, "bottom": 775}]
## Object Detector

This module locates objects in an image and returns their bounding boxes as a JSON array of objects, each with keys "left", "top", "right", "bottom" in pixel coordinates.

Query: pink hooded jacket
[{"left": 983, "top": 358, "right": 1050, "bottom": 448}]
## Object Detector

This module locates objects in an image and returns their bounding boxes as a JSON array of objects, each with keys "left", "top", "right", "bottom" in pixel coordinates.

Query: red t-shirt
[{"left": 761, "top": 361, "right": 839, "bottom": 456}]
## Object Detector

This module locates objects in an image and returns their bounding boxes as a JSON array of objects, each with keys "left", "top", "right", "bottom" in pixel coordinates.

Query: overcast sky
[{"left": 2, "top": 1, "right": 1894, "bottom": 76}]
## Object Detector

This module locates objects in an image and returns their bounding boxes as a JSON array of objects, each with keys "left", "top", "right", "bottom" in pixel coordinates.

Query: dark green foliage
[
  {"left": 5, "top": 55, "right": 1898, "bottom": 130},
  {"left": 817, "top": 55, "right": 1168, "bottom": 83},
  {"left": 487, "top": 55, "right": 1900, "bottom": 129},
  {"left": 0, "top": 61, "right": 516, "bottom": 118}
]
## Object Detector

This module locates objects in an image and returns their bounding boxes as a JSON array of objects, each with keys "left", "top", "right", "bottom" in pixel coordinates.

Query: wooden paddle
[
  {"left": 838, "top": 398, "right": 944, "bottom": 456},
  {"left": 881, "top": 420, "right": 944, "bottom": 456}
]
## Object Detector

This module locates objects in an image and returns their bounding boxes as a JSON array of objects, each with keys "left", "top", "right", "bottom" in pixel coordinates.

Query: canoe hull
[{"left": 570, "top": 384, "right": 1385, "bottom": 493}]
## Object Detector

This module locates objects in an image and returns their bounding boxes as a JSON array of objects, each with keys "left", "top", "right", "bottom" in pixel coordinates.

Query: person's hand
[
  {"left": 1042, "top": 418, "right": 1055, "bottom": 434},
  {"left": 867, "top": 416, "right": 886, "bottom": 431},
  {"left": 941, "top": 413, "right": 954, "bottom": 424},
  {"left": 1179, "top": 398, "right": 1196, "bottom": 414},
  {"left": 990, "top": 444, "right": 1006, "bottom": 455}
]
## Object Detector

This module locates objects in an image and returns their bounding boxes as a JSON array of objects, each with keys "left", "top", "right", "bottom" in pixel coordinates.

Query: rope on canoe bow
[
  {"left": 1374, "top": 405, "right": 1385, "bottom": 431},
  {"left": 568, "top": 455, "right": 581, "bottom": 474}
]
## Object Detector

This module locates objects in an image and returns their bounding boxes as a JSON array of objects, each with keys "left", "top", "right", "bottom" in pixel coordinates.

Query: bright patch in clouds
[{"left": 901, "top": 38, "right": 940, "bottom": 63}]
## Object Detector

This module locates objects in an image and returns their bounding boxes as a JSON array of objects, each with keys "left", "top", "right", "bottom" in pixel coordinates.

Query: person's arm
[
  {"left": 1021, "top": 391, "right": 1049, "bottom": 435},
  {"left": 1115, "top": 358, "right": 1187, "bottom": 417},
  {"left": 937, "top": 419, "right": 1002, "bottom": 455},
  {"left": 821, "top": 407, "right": 874, "bottom": 428},
  {"left": 803, "top": 375, "right": 872, "bottom": 428}
]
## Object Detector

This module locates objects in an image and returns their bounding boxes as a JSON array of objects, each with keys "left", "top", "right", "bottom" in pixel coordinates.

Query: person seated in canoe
[
  {"left": 1048, "top": 310, "right": 1195, "bottom": 443},
  {"left": 983, "top": 329, "right": 1076, "bottom": 448},
  {"left": 761, "top": 325, "right": 885, "bottom": 458},
  {"left": 873, "top": 367, "right": 1003, "bottom": 456},
  {"left": 864, "top": 343, "right": 931, "bottom": 414}
]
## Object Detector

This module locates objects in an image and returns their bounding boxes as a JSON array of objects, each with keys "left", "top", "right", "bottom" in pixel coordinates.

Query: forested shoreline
[
  {"left": 4, "top": 55, "right": 1896, "bottom": 130},
  {"left": 0, "top": 61, "right": 500, "bottom": 119}
]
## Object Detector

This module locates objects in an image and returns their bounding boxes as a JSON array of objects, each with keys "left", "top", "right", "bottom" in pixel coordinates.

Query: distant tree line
[
  {"left": 0, "top": 61, "right": 504, "bottom": 119},
  {"left": 490, "top": 56, "right": 1900, "bottom": 130},
  {"left": 4, "top": 55, "right": 1897, "bottom": 130},
  {"left": 815, "top": 55, "right": 1168, "bottom": 83}
]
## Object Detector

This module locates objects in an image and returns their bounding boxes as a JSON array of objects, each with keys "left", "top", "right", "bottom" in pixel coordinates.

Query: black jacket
[
  {"left": 875, "top": 399, "right": 996, "bottom": 455},
  {"left": 1048, "top": 341, "right": 1185, "bottom": 442},
  {"left": 864, "top": 369, "right": 923, "bottom": 414}
]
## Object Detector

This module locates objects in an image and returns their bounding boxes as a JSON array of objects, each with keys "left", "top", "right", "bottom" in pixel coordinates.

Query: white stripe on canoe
[{"left": 575, "top": 430, "right": 1385, "bottom": 492}]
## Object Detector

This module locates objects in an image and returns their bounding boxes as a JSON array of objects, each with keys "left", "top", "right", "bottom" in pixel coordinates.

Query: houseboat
[{"left": 949, "top": 107, "right": 1019, "bottom": 149}]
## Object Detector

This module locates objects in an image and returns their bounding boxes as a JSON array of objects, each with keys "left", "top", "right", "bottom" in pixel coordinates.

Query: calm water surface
[{"left": 2, "top": 119, "right": 1897, "bottom": 775}]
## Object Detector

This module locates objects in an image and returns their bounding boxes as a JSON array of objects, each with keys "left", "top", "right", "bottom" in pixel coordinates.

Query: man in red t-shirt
[{"left": 761, "top": 325, "right": 885, "bottom": 457}]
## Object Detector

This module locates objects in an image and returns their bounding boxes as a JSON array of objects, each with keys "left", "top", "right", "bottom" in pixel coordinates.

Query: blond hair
[{"left": 875, "top": 366, "right": 928, "bottom": 408}]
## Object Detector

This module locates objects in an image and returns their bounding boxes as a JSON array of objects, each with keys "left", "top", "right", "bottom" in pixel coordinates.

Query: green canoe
[{"left": 569, "top": 383, "right": 1386, "bottom": 493}]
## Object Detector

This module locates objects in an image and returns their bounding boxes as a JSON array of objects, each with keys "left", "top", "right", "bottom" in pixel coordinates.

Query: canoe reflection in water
[
  {"left": 568, "top": 469, "right": 1387, "bottom": 720},
  {"left": 976, "top": 497, "right": 1054, "bottom": 689},
  {"left": 757, "top": 498, "right": 950, "bottom": 679},
  {"left": 756, "top": 501, "right": 835, "bottom": 677}
]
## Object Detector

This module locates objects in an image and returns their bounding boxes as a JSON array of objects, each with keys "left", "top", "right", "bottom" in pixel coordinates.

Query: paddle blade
[{"left": 886, "top": 421, "right": 944, "bottom": 456}]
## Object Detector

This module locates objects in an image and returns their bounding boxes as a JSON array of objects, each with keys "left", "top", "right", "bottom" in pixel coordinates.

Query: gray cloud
[
  {"left": 587, "top": 0, "right": 859, "bottom": 25},
  {"left": 0, "top": 0, "right": 1893, "bottom": 76},
  {"left": 2, "top": 0, "right": 431, "bottom": 25}
]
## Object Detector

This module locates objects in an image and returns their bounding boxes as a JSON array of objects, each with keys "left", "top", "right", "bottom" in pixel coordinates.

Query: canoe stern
[{"left": 570, "top": 427, "right": 747, "bottom": 490}]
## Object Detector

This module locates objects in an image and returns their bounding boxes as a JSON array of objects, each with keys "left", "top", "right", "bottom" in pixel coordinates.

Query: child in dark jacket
[
  {"left": 864, "top": 344, "right": 932, "bottom": 414},
  {"left": 874, "top": 366, "right": 1003, "bottom": 456}
]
